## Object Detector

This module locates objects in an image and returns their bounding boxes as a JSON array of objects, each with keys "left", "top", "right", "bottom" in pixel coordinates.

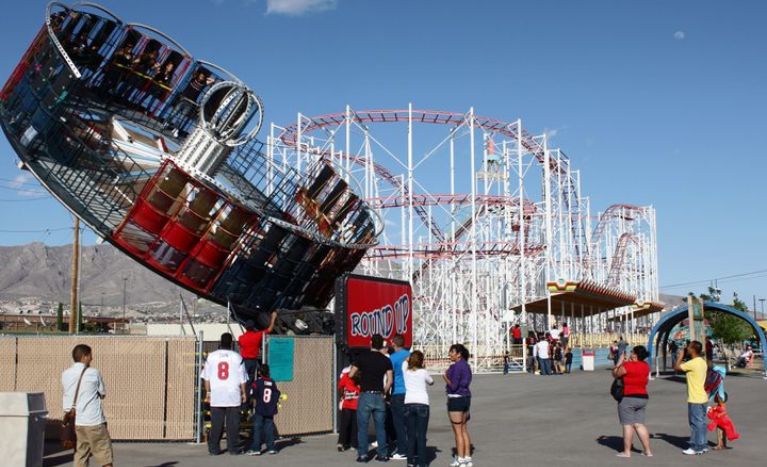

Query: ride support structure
[{"left": 271, "top": 105, "right": 659, "bottom": 370}]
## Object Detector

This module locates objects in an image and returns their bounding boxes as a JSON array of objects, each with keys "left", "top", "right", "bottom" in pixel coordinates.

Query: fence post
[
  {"left": 332, "top": 339, "right": 338, "bottom": 434},
  {"left": 194, "top": 331, "right": 204, "bottom": 444}
]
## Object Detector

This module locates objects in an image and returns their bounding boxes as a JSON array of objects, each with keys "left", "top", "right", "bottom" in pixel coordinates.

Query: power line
[
  {"left": 661, "top": 268, "right": 767, "bottom": 290},
  {"left": 0, "top": 227, "right": 73, "bottom": 233},
  {"left": 0, "top": 197, "right": 50, "bottom": 202}
]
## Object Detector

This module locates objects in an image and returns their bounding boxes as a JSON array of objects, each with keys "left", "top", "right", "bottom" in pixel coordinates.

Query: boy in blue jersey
[{"left": 246, "top": 364, "right": 281, "bottom": 456}]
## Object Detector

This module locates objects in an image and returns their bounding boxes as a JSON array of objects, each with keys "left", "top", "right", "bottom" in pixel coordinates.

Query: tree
[
  {"left": 56, "top": 303, "right": 64, "bottom": 332},
  {"left": 702, "top": 291, "right": 754, "bottom": 345}
]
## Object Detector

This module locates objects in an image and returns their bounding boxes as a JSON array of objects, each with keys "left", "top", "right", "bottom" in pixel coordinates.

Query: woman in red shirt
[{"left": 612, "top": 345, "right": 652, "bottom": 458}]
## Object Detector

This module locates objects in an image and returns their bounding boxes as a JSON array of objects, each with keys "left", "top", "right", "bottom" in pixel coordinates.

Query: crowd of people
[
  {"left": 525, "top": 323, "right": 574, "bottom": 375},
  {"left": 342, "top": 334, "right": 474, "bottom": 466},
  {"left": 58, "top": 322, "right": 754, "bottom": 466}
]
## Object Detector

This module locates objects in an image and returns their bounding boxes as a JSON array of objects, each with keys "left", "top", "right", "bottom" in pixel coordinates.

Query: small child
[
  {"left": 565, "top": 348, "right": 573, "bottom": 373},
  {"left": 246, "top": 364, "right": 281, "bottom": 456},
  {"left": 336, "top": 366, "right": 360, "bottom": 452},
  {"left": 503, "top": 352, "right": 510, "bottom": 375},
  {"left": 553, "top": 343, "right": 563, "bottom": 374},
  {"left": 707, "top": 393, "right": 740, "bottom": 450}
]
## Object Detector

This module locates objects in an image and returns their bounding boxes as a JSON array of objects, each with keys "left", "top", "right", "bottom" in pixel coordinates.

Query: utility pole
[
  {"left": 68, "top": 217, "right": 80, "bottom": 334},
  {"left": 759, "top": 298, "right": 765, "bottom": 321},
  {"left": 754, "top": 295, "right": 758, "bottom": 322}
]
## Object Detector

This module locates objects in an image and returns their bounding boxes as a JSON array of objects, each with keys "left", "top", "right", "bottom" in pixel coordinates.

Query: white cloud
[
  {"left": 674, "top": 31, "right": 685, "bottom": 40},
  {"left": 8, "top": 173, "right": 32, "bottom": 189},
  {"left": 266, "top": 0, "right": 338, "bottom": 15},
  {"left": 543, "top": 128, "right": 560, "bottom": 140},
  {"left": 7, "top": 173, "right": 44, "bottom": 197}
]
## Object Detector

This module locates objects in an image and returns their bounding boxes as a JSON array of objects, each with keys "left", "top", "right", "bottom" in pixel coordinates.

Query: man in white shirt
[
  {"left": 202, "top": 332, "right": 248, "bottom": 455},
  {"left": 61, "top": 344, "right": 113, "bottom": 467},
  {"left": 533, "top": 335, "right": 552, "bottom": 375},
  {"left": 548, "top": 324, "right": 561, "bottom": 342}
]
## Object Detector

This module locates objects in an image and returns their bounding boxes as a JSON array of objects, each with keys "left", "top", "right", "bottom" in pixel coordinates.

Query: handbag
[
  {"left": 610, "top": 378, "right": 624, "bottom": 402},
  {"left": 61, "top": 366, "right": 88, "bottom": 449}
]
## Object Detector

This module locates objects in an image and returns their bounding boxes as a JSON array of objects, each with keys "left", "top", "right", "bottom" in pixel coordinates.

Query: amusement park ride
[{"left": 1, "top": 3, "right": 660, "bottom": 366}]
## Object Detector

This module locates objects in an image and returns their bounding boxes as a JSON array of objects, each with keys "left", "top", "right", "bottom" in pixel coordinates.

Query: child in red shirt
[
  {"left": 337, "top": 367, "right": 360, "bottom": 452},
  {"left": 707, "top": 393, "right": 740, "bottom": 450}
]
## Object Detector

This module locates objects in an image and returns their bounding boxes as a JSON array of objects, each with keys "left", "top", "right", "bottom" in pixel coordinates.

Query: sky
[{"left": 0, "top": 0, "right": 766, "bottom": 307}]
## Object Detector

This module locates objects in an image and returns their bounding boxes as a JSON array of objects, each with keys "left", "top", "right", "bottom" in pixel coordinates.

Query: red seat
[
  {"left": 160, "top": 222, "right": 199, "bottom": 253},
  {"left": 131, "top": 198, "right": 168, "bottom": 234}
]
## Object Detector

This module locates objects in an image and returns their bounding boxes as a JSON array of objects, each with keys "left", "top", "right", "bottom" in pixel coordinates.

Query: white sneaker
[
  {"left": 462, "top": 456, "right": 474, "bottom": 467},
  {"left": 682, "top": 448, "right": 700, "bottom": 455},
  {"left": 449, "top": 457, "right": 462, "bottom": 467},
  {"left": 390, "top": 453, "right": 407, "bottom": 460}
]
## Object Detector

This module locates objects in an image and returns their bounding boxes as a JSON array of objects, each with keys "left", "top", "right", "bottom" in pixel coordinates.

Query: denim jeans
[
  {"left": 357, "top": 392, "right": 388, "bottom": 458},
  {"left": 250, "top": 414, "right": 275, "bottom": 452},
  {"left": 688, "top": 403, "right": 707, "bottom": 451},
  {"left": 390, "top": 394, "right": 408, "bottom": 455},
  {"left": 538, "top": 358, "right": 552, "bottom": 375},
  {"left": 406, "top": 404, "right": 430, "bottom": 467}
]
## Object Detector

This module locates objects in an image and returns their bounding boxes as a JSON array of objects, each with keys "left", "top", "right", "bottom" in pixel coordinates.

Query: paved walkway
[{"left": 44, "top": 369, "right": 767, "bottom": 466}]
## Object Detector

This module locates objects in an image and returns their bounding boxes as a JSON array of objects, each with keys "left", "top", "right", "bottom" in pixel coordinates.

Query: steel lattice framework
[{"left": 270, "top": 105, "right": 658, "bottom": 368}]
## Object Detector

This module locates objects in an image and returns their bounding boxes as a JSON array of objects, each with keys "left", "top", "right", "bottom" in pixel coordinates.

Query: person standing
[
  {"left": 337, "top": 367, "right": 361, "bottom": 452},
  {"left": 674, "top": 341, "right": 709, "bottom": 455},
  {"left": 560, "top": 322, "right": 571, "bottom": 350},
  {"left": 388, "top": 335, "right": 410, "bottom": 460},
  {"left": 669, "top": 341, "right": 679, "bottom": 367},
  {"left": 238, "top": 311, "right": 278, "bottom": 392},
  {"left": 403, "top": 351, "right": 434, "bottom": 467},
  {"left": 612, "top": 346, "right": 653, "bottom": 458},
  {"left": 61, "top": 344, "right": 113, "bottom": 467},
  {"left": 511, "top": 324, "right": 523, "bottom": 346},
  {"left": 350, "top": 334, "right": 394, "bottom": 463},
  {"left": 565, "top": 347, "right": 573, "bottom": 374},
  {"left": 534, "top": 334, "right": 552, "bottom": 375},
  {"left": 246, "top": 364, "right": 281, "bottom": 456},
  {"left": 444, "top": 344, "right": 473, "bottom": 467},
  {"left": 202, "top": 333, "right": 248, "bottom": 455},
  {"left": 548, "top": 324, "right": 561, "bottom": 343},
  {"left": 617, "top": 336, "right": 628, "bottom": 364},
  {"left": 525, "top": 331, "right": 537, "bottom": 374}
]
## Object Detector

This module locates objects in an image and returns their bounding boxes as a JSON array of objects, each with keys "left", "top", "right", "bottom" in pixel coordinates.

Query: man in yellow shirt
[{"left": 674, "top": 341, "right": 709, "bottom": 455}]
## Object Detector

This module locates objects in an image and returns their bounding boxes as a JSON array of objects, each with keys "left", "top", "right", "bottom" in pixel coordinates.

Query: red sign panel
[{"left": 335, "top": 274, "right": 412, "bottom": 349}]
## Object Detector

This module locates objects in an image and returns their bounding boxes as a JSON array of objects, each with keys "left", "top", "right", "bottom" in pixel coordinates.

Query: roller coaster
[{"left": 270, "top": 107, "right": 659, "bottom": 367}]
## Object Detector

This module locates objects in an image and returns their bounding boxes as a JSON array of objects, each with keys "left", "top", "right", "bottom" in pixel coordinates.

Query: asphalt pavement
[{"left": 43, "top": 368, "right": 767, "bottom": 466}]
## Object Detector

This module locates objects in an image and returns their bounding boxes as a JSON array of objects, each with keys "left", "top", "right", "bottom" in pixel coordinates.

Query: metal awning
[
  {"left": 512, "top": 280, "right": 637, "bottom": 317},
  {"left": 607, "top": 301, "right": 666, "bottom": 322}
]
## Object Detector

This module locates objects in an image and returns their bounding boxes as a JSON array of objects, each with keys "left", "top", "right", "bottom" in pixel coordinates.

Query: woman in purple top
[{"left": 443, "top": 344, "right": 473, "bottom": 467}]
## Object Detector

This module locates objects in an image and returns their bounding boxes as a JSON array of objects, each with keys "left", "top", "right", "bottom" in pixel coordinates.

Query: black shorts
[{"left": 447, "top": 396, "right": 471, "bottom": 413}]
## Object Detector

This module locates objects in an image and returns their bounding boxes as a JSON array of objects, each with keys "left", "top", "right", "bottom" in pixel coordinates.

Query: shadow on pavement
[
  {"left": 43, "top": 453, "right": 72, "bottom": 467},
  {"left": 144, "top": 463, "right": 178, "bottom": 467},
  {"left": 426, "top": 445, "right": 442, "bottom": 464},
  {"left": 595, "top": 435, "right": 641, "bottom": 453},
  {"left": 43, "top": 442, "right": 72, "bottom": 467},
  {"left": 276, "top": 437, "right": 303, "bottom": 450},
  {"left": 652, "top": 433, "right": 689, "bottom": 449}
]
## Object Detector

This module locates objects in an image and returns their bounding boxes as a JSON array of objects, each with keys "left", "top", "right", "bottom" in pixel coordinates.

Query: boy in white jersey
[{"left": 202, "top": 332, "right": 248, "bottom": 455}]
